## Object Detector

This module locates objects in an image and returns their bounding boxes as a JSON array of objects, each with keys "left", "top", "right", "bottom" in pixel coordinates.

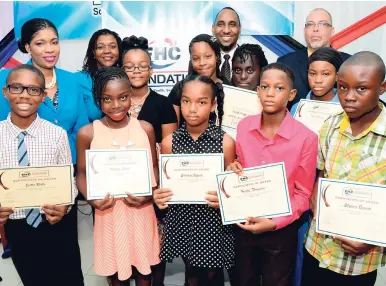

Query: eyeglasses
[
  {"left": 5, "top": 84, "right": 44, "bottom": 96},
  {"left": 305, "top": 22, "right": 332, "bottom": 29},
  {"left": 123, "top": 66, "right": 151, "bottom": 72}
]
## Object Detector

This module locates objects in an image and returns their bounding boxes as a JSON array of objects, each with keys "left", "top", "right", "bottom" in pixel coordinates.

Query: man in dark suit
[{"left": 277, "top": 8, "right": 351, "bottom": 110}]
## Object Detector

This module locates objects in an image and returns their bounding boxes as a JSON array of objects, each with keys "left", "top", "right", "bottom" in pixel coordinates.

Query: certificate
[
  {"left": 316, "top": 178, "right": 386, "bottom": 247},
  {"left": 216, "top": 163, "right": 292, "bottom": 225},
  {"left": 294, "top": 99, "right": 342, "bottom": 134},
  {"left": 221, "top": 85, "right": 262, "bottom": 139},
  {"left": 159, "top": 153, "right": 224, "bottom": 204},
  {"left": 0, "top": 165, "right": 74, "bottom": 209},
  {"left": 86, "top": 149, "right": 152, "bottom": 199}
]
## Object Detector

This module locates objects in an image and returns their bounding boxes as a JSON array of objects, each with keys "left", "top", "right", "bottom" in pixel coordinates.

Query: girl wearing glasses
[{"left": 76, "top": 29, "right": 123, "bottom": 122}]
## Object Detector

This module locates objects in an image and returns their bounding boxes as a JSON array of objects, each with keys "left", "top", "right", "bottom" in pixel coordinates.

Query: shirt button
[{"left": 54, "top": 119, "right": 59, "bottom": 124}]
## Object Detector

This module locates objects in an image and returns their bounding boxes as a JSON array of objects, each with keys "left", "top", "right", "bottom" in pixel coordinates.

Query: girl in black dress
[
  {"left": 154, "top": 75, "right": 236, "bottom": 286},
  {"left": 168, "top": 34, "right": 231, "bottom": 125}
]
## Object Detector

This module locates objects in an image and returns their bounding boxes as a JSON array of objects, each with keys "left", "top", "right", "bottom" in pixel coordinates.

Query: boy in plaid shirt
[{"left": 303, "top": 52, "right": 386, "bottom": 286}]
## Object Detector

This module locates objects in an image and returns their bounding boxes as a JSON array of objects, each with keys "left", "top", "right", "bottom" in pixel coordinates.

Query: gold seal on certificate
[
  {"left": 159, "top": 154, "right": 224, "bottom": 204},
  {"left": 216, "top": 163, "right": 292, "bottom": 225},
  {"left": 86, "top": 149, "right": 152, "bottom": 199},
  {"left": 294, "top": 99, "right": 342, "bottom": 134},
  {"left": 221, "top": 85, "right": 262, "bottom": 138},
  {"left": 317, "top": 178, "right": 386, "bottom": 247},
  {"left": 0, "top": 165, "right": 74, "bottom": 208}
]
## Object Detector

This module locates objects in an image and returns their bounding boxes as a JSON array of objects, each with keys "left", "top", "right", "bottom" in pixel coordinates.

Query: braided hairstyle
[
  {"left": 181, "top": 75, "right": 225, "bottom": 127},
  {"left": 82, "top": 29, "right": 122, "bottom": 79},
  {"left": 308, "top": 47, "right": 343, "bottom": 72},
  {"left": 233, "top": 44, "right": 268, "bottom": 69},
  {"left": 92, "top": 66, "right": 131, "bottom": 110},
  {"left": 188, "top": 34, "right": 222, "bottom": 78},
  {"left": 122, "top": 35, "right": 151, "bottom": 61}
]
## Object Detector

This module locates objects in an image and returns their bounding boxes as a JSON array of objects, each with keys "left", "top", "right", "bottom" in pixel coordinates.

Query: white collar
[{"left": 221, "top": 45, "right": 237, "bottom": 59}]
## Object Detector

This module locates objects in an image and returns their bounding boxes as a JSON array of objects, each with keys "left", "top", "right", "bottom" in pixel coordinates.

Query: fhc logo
[{"left": 148, "top": 38, "right": 181, "bottom": 69}]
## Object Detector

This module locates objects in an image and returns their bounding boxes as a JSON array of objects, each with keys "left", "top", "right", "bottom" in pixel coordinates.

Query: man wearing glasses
[{"left": 277, "top": 8, "right": 351, "bottom": 110}]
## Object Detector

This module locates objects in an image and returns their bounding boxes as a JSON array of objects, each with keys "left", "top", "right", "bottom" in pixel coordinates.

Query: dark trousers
[
  {"left": 5, "top": 206, "right": 84, "bottom": 286},
  {"left": 235, "top": 220, "right": 299, "bottom": 286},
  {"left": 302, "top": 248, "right": 377, "bottom": 286}
]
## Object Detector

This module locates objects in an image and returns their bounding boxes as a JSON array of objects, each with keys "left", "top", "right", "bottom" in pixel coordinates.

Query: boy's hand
[
  {"left": 205, "top": 190, "right": 219, "bottom": 208},
  {"left": 0, "top": 206, "right": 14, "bottom": 225},
  {"left": 88, "top": 193, "right": 115, "bottom": 211},
  {"left": 334, "top": 236, "right": 374, "bottom": 256},
  {"left": 123, "top": 193, "right": 152, "bottom": 208},
  {"left": 42, "top": 205, "right": 68, "bottom": 225},
  {"left": 237, "top": 217, "right": 277, "bottom": 234},
  {"left": 153, "top": 188, "right": 172, "bottom": 210},
  {"left": 226, "top": 161, "right": 244, "bottom": 175}
]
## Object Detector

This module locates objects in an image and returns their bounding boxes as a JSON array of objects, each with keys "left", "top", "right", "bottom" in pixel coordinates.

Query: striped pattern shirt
[
  {"left": 305, "top": 105, "right": 386, "bottom": 275},
  {"left": 0, "top": 114, "right": 76, "bottom": 219}
]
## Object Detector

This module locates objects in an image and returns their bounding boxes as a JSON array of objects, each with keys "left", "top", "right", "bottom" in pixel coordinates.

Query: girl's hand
[
  {"left": 226, "top": 161, "right": 244, "bottom": 175},
  {"left": 123, "top": 193, "right": 152, "bottom": 208},
  {"left": 153, "top": 188, "right": 172, "bottom": 210},
  {"left": 88, "top": 193, "right": 115, "bottom": 211},
  {"left": 205, "top": 190, "right": 219, "bottom": 208},
  {"left": 237, "top": 217, "right": 277, "bottom": 234},
  {"left": 0, "top": 206, "right": 14, "bottom": 225},
  {"left": 42, "top": 205, "right": 68, "bottom": 225}
]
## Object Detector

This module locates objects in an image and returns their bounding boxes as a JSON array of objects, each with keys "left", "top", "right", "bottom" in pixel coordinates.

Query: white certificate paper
[
  {"left": 216, "top": 163, "right": 292, "bottom": 225},
  {"left": 221, "top": 85, "right": 262, "bottom": 139},
  {"left": 159, "top": 153, "right": 224, "bottom": 204},
  {"left": 294, "top": 99, "right": 342, "bottom": 134},
  {"left": 316, "top": 178, "right": 386, "bottom": 247},
  {"left": 86, "top": 149, "right": 152, "bottom": 199}
]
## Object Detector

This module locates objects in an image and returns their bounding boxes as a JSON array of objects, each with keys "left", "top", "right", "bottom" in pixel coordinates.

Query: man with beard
[
  {"left": 212, "top": 7, "right": 241, "bottom": 83},
  {"left": 277, "top": 8, "right": 351, "bottom": 110}
]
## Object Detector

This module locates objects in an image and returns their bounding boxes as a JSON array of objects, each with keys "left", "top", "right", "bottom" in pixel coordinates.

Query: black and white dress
[{"left": 160, "top": 121, "right": 235, "bottom": 269}]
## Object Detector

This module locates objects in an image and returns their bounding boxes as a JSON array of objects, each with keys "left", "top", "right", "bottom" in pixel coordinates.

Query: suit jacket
[
  {"left": 0, "top": 65, "right": 89, "bottom": 163},
  {"left": 277, "top": 48, "right": 351, "bottom": 110}
]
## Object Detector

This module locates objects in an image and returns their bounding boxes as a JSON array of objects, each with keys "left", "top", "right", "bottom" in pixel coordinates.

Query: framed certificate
[
  {"left": 294, "top": 99, "right": 342, "bottom": 134},
  {"left": 216, "top": 163, "right": 292, "bottom": 225},
  {"left": 86, "top": 149, "right": 152, "bottom": 200},
  {"left": 221, "top": 85, "right": 262, "bottom": 139},
  {"left": 0, "top": 165, "right": 74, "bottom": 208},
  {"left": 316, "top": 178, "right": 386, "bottom": 247},
  {"left": 159, "top": 153, "right": 224, "bottom": 204}
]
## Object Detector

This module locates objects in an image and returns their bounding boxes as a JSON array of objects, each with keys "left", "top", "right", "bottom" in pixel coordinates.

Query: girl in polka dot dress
[{"left": 154, "top": 75, "right": 236, "bottom": 285}]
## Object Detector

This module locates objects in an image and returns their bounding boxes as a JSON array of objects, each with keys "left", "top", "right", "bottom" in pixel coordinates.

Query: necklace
[
  {"left": 129, "top": 88, "right": 150, "bottom": 118},
  {"left": 104, "top": 117, "right": 134, "bottom": 149},
  {"left": 46, "top": 69, "right": 57, "bottom": 89}
]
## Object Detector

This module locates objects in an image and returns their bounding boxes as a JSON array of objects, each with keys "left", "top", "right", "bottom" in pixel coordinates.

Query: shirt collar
[
  {"left": 306, "top": 88, "right": 339, "bottom": 103},
  {"left": 180, "top": 120, "right": 219, "bottom": 140},
  {"left": 6, "top": 114, "right": 43, "bottom": 139},
  {"left": 337, "top": 103, "right": 386, "bottom": 137},
  {"left": 248, "top": 111, "right": 294, "bottom": 140},
  {"left": 221, "top": 45, "right": 237, "bottom": 59}
]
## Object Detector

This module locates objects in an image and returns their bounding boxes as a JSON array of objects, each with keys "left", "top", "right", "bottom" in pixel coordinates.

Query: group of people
[{"left": 0, "top": 5, "right": 385, "bottom": 286}]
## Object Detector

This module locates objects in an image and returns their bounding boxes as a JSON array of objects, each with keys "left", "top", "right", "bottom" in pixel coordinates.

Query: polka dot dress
[{"left": 160, "top": 121, "right": 235, "bottom": 269}]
